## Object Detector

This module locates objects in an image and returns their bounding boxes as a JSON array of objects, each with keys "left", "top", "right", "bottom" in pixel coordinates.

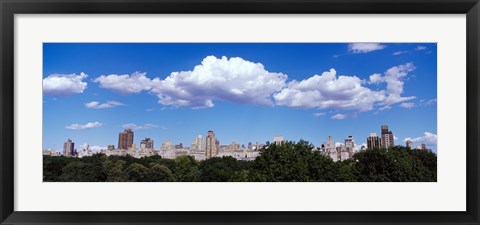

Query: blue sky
[{"left": 43, "top": 43, "right": 437, "bottom": 152}]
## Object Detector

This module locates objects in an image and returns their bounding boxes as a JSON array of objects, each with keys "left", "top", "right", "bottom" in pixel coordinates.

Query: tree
[
  {"left": 353, "top": 148, "right": 394, "bottom": 181},
  {"left": 199, "top": 156, "right": 242, "bottom": 182},
  {"left": 249, "top": 140, "right": 312, "bottom": 181},
  {"left": 43, "top": 155, "right": 71, "bottom": 181},
  {"left": 59, "top": 161, "right": 98, "bottom": 182},
  {"left": 307, "top": 151, "right": 338, "bottom": 182},
  {"left": 106, "top": 160, "right": 127, "bottom": 182},
  {"left": 174, "top": 155, "right": 200, "bottom": 182},
  {"left": 124, "top": 163, "right": 149, "bottom": 182},
  {"left": 147, "top": 164, "right": 175, "bottom": 182}
]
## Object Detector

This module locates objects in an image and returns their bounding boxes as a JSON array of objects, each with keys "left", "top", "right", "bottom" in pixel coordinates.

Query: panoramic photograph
[{"left": 42, "top": 43, "right": 437, "bottom": 182}]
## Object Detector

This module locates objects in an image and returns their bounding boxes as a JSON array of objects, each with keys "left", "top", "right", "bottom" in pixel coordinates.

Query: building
[
  {"left": 107, "top": 145, "right": 115, "bottom": 150},
  {"left": 140, "top": 138, "right": 154, "bottom": 149},
  {"left": 160, "top": 139, "right": 174, "bottom": 151},
  {"left": 273, "top": 136, "right": 284, "bottom": 145},
  {"left": 381, "top": 125, "right": 394, "bottom": 149},
  {"left": 229, "top": 141, "right": 240, "bottom": 151},
  {"left": 406, "top": 139, "right": 413, "bottom": 149},
  {"left": 322, "top": 136, "right": 338, "bottom": 162},
  {"left": 416, "top": 143, "right": 432, "bottom": 152},
  {"left": 190, "top": 135, "right": 204, "bottom": 152},
  {"left": 367, "top": 133, "right": 382, "bottom": 149},
  {"left": 337, "top": 145, "right": 350, "bottom": 161},
  {"left": 345, "top": 136, "right": 355, "bottom": 153},
  {"left": 205, "top": 130, "right": 218, "bottom": 158},
  {"left": 118, "top": 128, "right": 134, "bottom": 150},
  {"left": 43, "top": 149, "right": 60, "bottom": 156},
  {"left": 63, "top": 138, "right": 75, "bottom": 157}
]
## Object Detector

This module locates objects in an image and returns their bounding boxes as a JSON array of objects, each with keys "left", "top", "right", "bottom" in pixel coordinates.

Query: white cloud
[
  {"left": 122, "top": 123, "right": 158, "bottom": 130},
  {"left": 419, "top": 99, "right": 437, "bottom": 106},
  {"left": 43, "top": 72, "right": 88, "bottom": 96},
  {"left": 90, "top": 57, "right": 417, "bottom": 113},
  {"left": 369, "top": 63, "right": 416, "bottom": 105},
  {"left": 85, "top": 101, "right": 126, "bottom": 109},
  {"left": 415, "top": 45, "right": 427, "bottom": 51},
  {"left": 65, "top": 121, "right": 102, "bottom": 130},
  {"left": 348, "top": 43, "right": 386, "bottom": 54},
  {"left": 393, "top": 51, "right": 408, "bottom": 56},
  {"left": 93, "top": 72, "right": 152, "bottom": 94},
  {"left": 149, "top": 56, "right": 288, "bottom": 108},
  {"left": 274, "top": 68, "right": 385, "bottom": 111},
  {"left": 394, "top": 136, "right": 399, "bottom": 141},
  {"left": 399, "top": 102, "right": 415, "bottom": 109},
  {"left": 404, "top": 132, "right": 437, "bottom": 146},
  {"left": 331, "top": 114, "right": 347, "bottom": 120},
  {"left": 331, "top": 113, "right": 358, "bottom": 120},
  {"left": 313, "top": 112, "right": 325, "bottom": 117}
]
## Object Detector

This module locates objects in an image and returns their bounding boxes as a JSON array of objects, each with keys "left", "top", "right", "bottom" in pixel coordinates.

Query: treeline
[{"left": 43, "top": 140, "right": 437, "bottom": 182}]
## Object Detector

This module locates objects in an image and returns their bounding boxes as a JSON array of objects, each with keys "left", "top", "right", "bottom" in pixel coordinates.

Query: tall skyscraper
[
  {"left": 140, "top": 138, "right": 154, "bottom": 149},
  {"left": 118, "top": 128, "right": 134, "bottom": 150},
  {"left": 367, "top": 133, "right": 382, "bottom": 149},
  {"left": 205, "top": 130, "right": 218, "bottom": 158},
  {"left": 381, "top": 125, "right": 394, "bottom": 149},
  {"left": 63, "top": 138, "right": 74, "bottom": 157}
]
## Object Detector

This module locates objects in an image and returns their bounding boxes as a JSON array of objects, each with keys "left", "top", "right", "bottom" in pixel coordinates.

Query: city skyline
[
  {"left": 51, "top": 124, "right": 434, "bottom": 160},
  {"left": 43, "top": 43, "right": 437, "bottom": 152}
]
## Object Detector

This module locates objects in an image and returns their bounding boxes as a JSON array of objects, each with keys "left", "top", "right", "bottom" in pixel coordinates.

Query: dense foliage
[{"left": 44, "top": 140, "right": 436, "bottom": 182}]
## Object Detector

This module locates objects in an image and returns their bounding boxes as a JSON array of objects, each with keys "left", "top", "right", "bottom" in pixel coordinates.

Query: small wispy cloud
[
  {"left": 331, "top": 113, "right": 358, "bottom": 120},
  {"left": 415, "top": 45, "right": 427, "bottom": 51},
  {"left": 393, "top": 51, "right": 408, "bottom": 56},
  {"left": 122, "top": 123, "right": 158, "bottom": 130},
  {"left": 348, "top": 43, "right": 386, "bottom": 54},
  {"left": 399, "top": 102, "right": 415, "bottom": 109},
  {"left": 331, "top": 114, "right": 347, "bottom": 120},
  {"left": 313, "top": 112, "right": 326, "bottom": 117},
  {"left": 65, "top": 122, "right": 102, "bottom": 130},
  {"left": 85, "top": 101, "right": 126, "bottom": 109}
]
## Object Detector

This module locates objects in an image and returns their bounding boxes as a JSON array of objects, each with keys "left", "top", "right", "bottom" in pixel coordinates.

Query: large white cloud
[
  {"left": 348, "top": 43, "right": 386, "bottom": 54},
  {"left": 85, "top": 101, "right": 126, "bottom": 109},
  {"left": 65, "top": 121, "right": 102, "bottom": 130},
  {"left": 149, "top": 56, "right": 288, "bottom": 108},
  {"left": 43, "top": 72, "right": 88, "bottom": 96},
  {"left": 273, "top": 69, "right": 385, "bottom": 111},
  {"left": 93, "top": 72, "right": 152, "bottom": 94},
  {"left": 91, "top": 57, "right": 417, "bottom": 114},
  {"left": 404, "top": 132, "right": 437, "bottom": 146},
  {"left": 369, "top": 63, "right": 416, "bottom": 105}
]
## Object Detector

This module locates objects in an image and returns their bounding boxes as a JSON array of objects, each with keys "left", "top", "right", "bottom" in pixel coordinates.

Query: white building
[
  {"left": 273, "top": 136, "right": 284, "bottom": 145},
  {"left": 161, "top": 140, "right": 175, "bottom": 151},
  {"left": 190, "top": 135, "right": 204, "bottom": 152}
]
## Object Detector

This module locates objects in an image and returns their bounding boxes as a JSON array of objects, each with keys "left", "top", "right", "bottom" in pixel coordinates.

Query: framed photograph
[{"left": 1, "top": 0, "right": 479, "bottom": 224}]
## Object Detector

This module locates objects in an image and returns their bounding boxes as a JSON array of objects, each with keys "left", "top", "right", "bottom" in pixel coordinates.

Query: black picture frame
[{"left": 1, "top": 0, "right": 479, "bottom": 224}]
